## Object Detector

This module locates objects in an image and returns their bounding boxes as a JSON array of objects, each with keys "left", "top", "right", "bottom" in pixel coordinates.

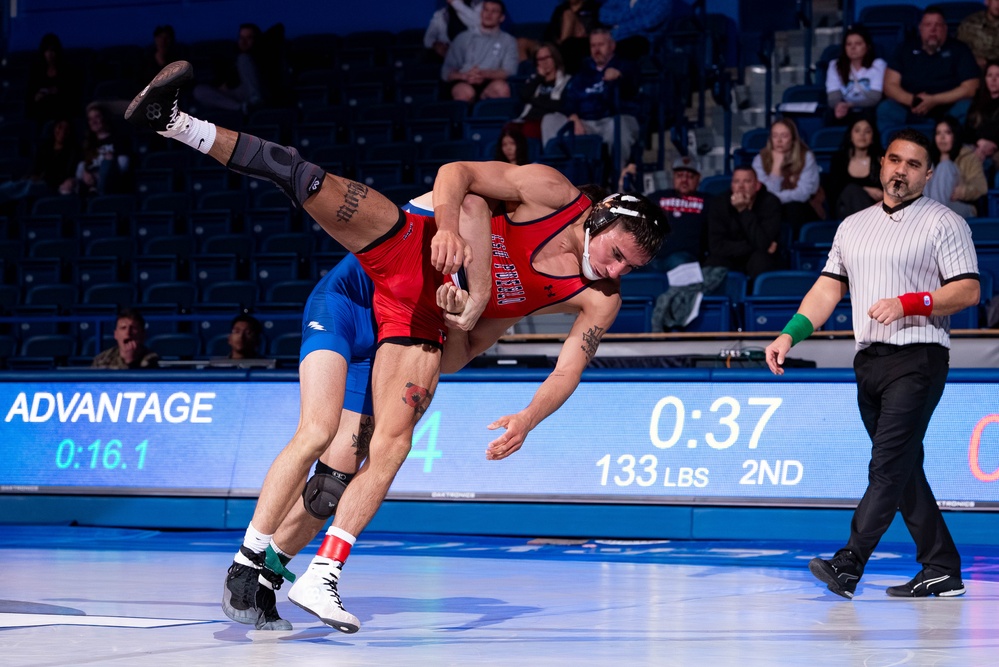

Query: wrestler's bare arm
[
  {"left": 433, "top": 162, "right": 580, "bottom": 219},
  {"left": 483, "top": 286, "right": 622, "bottom": 460}
]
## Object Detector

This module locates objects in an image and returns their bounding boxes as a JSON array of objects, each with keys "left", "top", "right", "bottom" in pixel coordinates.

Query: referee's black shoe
[
  {"left": 886, "top": 567, "right": 966, "bottom": 598},
  {"left": 809, "top": 549, "right": 862, "bottom": 599}
]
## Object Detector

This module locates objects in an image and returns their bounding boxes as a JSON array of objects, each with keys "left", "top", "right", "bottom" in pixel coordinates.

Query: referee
[{"left": 765, "top": 127, "right": 980, "bottom": 599}]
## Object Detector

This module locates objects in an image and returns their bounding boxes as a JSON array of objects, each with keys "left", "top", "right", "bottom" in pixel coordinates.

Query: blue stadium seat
[
  {"left": 19, "top": 333, "right": 76, "bottom": 362},
  {"left": 73, "top": 256, "right": 121, "bottom": 287},
  {"left": 147, "top": 332, "right": 201, "bottom": 360},
  {"left": 83, "top": 282, "right": 137, "bottom": 308},
  {"left": 75, "top": 213, "right": 120, "bottom": 243},
  {"left": 9, "top": 305, "right": 61, "bottom": 339},
  {"left": 607, "top": 296, "right": 653, "bottom": 333},
  {"left": 620, "top": 273, "right": 668, "bottom": 300},
  {"left": 142, "top": 192, "right": 190, "bottom": 215},
  {"left": 198, "top": 191, "right": 248, "bottom": 216},
  {"left": 743, "top": 271, "right": 823, "bottom": 332},
  {"left": 85, "top": 237, "right": 134, "bottom": 259},
  {"left": 18, "top": 258, "right": 63, "bottom": 287},
  {"left": 31, "top": 195, "right": 80, "bottom": 220},
  {"left": 266, "top": 280, "right": 314, "bottom": 305},
  {"left": 260, "top": 233, "right": 314, "bottom": 257},
  {"left": 200, "top": 234, "right": 253, "bottom": 260},
  {"left": 21, "top": 214, "right": 65, "bottom": 242},
  {"left": 699, "top": 175, "right": 732, "bottom": 198},
  {"left": 792, "top": 220, "right": 840, "bottom": 272},
  {"left": 143, "top": 281, "right": 197, "bottom": 311},
  {"left": 186, "top": 166, "right": 230, "bottom": 195},
  {"left": 86, "top": 194, "right": 137, "bottom": 218},
  {"left": 734, "top": 128, "right": 770, "bottom": 166},
  {"left": 134, "top": 167, "right": 176, "bottom": 195},
  {"left": 129, "top": 210, "right": 178, "bottom": 239},
  {"left": 25, "top": 284, "right": 77, "bottom": 310},
  {"left": 132, "top": 255, "right": 179, "bottom": 291},
  {"left": 202, "top": 281, "right": 257, "bottom": 308},
  {"left": 270, "top": 332, "right": 303, "bottom": 358},
  {"left": 144, "top": 235, "right": 196, "bottom": 258},
  {"left": 252, "top": 254, "right": 302, "bottom": 292},
  {"left": 28, "top": 238, "right": 77, "bottom": 260},
  {"left": 188, "top": 209, "right": 234, "bottom": 240},
  {"left": 190, "top": 254, "right": 240, "bottom": 290}
]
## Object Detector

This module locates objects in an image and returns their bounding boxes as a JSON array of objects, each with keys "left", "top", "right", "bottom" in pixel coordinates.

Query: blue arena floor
[{"left": 2, "top": 525, "right": 998, "bottom": 666}]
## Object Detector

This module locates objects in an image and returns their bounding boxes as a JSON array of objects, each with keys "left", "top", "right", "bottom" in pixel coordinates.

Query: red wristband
[{"left": 898, "top": 292, "right": 933, "bottom": 317}]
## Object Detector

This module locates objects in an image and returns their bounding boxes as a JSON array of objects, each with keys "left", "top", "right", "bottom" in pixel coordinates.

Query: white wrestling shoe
[{"left": 287, "top": 556, "right": 360, "bottom": 633}]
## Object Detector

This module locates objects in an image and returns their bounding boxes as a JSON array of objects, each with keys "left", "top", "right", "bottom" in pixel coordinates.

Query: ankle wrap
[{"left": 227, "top": 133, "right": 325, "bottom": 207}]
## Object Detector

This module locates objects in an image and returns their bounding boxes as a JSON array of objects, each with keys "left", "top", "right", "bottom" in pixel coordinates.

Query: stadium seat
[
  {"left": 143, "top": 282, "right": 197, "bottom": 311},
  {"left": 267, "top": 280, "right": 314, "bottom": 305},
  {"left": 19, "top": 333, "right": 76, "bottom": 364},
  {"left": 253, "top": 254, "right": 302, "bottom": 291},
  {"left": 83, "top": 282, "right": 137, "bottom": 308},
  {"left": 24, "top": 284, "right": 77, "bottom": 310},
  {"left": 73, "top": 257, "right": 121, "bottom": 287},
  {"left": 202, "top": 281, "right": 257, "bottom": 308},
  {"left": 147, "top": 332, "right": 201, "bottom": 360},
  {"left": 270, "top": 332, "right": 303, "bottom": 358}
]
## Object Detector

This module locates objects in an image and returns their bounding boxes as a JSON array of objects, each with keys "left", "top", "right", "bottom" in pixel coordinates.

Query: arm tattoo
[
  {"left": 352, "top": 416, "right": 373, "bottom": 460},
  {"left": 402, "top": 382, "right": 434, "bottom": 420},
  {"left": 336, "top": 181, "right": 368, "bottom": 223},
  {"left": 580, "top": 325, "right": 605, "bottom": 361}
]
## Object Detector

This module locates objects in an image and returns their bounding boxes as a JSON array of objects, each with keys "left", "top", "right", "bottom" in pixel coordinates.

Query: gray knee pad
[
  {"left": 227, "top": 133, "right": 325, "bottom": 207},
  {"left": 302, "top": 472, "right": 349, "bottom": 520}
]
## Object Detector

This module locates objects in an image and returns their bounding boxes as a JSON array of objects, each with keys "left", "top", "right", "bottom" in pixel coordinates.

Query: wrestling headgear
[{"left": 581, "top": 193, "right": 659, "bottom": 281}]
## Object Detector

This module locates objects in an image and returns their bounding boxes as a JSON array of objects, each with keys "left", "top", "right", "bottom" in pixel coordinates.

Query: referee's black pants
[{"left": 845, "top": 343, "right": 961, "bottom": 576}]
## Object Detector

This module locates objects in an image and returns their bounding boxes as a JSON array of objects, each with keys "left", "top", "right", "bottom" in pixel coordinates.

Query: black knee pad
[
  {"left": 227, "top": 133, "right": 325, "bottom": 207},
  {"left": 302, "top": 471, "right": 349, "bottom": 520}
]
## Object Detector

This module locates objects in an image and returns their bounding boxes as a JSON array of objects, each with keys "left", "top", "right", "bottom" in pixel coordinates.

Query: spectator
[
  {"left": 965, "top": 60, "right": 999, "bottom": 160},
  {"left": 826, "top": 117, "right": 884, "bottom": 218},
  {"left": 92, "top": 309, "right": 159, "bottom": 369},
  {"left": 494, "top": 127, "right": 530, "bottom": 164},
  {"left": 25, "top": 33, "right": 78, "bottom": 125},
  {"left": 227, "top": 314, "right": 264, "bottom": 360},
  {"left": 705, "top": 165, "right": 784, "bottom": 279},
  {"left": 878, "top": 6, "right": 980, "bottom": 128},
  {"left": 598, "top": 0, "right": 673, "bottom": 61},
  {"left": 140, "top": 25, "right": 183, "bottom": 84},
  {"left": 752, "top": 117, "right": 821, "bottom": 231},
  {"left": 0, "top": 118, "right": 78, "bottom": 204},
  {"left": 442, "top": 0, "right": 518, "bottom": 103},
  {"left": 957, "top": 0, "right": 999, "bottom": 70},
  {"left": 76, "top": 102, "right": 132, "bottom": 196},
  {"left": 543, "top": 0, "right": 600, "bottom": 74},
  {"left": 825, "top": 26, "right": 886, "bottom": 123},
  {"left": 509, "top": 42, "right": 571, "bottom": 139},
  {"left": 924, "top": 115, "right": 987, "bottom": 218},
  {"left": 540, "top": 27, "right": 640, "bottom": 173},
  {"left": 637, "top": 155, "right": 708, "bottom": 272},
  {"left": 193, "top": 23, "right": 264, "bottom": 113},
  {"left": 424, "top": 0, "right": 483, "bottom": 62}
]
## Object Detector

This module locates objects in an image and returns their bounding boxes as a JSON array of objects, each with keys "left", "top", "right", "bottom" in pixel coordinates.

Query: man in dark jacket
[
  {"left": 540, "top": 27, "right": 639, "bottom": 171},
  {"left": 705, "top": 166, "right": 784, "bottom": 279}
]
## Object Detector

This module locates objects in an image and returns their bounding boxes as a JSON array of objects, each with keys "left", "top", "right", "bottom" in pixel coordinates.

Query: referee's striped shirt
[{"left": 822, "top": 195, "right": 979, "bottom": 349}]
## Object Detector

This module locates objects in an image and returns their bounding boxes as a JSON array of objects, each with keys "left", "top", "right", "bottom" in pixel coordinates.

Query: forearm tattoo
[
  {"left": 336, "top": 181, "right": 368, "bottom": 223},
  {"left": 402, "top": 382, "right": 434, "bottom": 420},
  {"left": 353, "top": 416, "right": 373, "bottom": 460},
  {"left": 580, "top": 325, "right": 605, "bottom": 361}
]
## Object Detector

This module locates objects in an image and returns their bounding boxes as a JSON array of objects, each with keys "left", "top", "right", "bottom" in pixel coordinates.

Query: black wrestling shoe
[
  {"left": 809, "top": 549, "right": 862, "bottom": 599},
  {"left": 124, "top": 60, "right": 192, "bottom": 131},
  {"left": 222, "top": 546, "right": 264, "bottom": 624},
  {"left": 254, "top": 578, "right": 293, "bottom": 631},
  {"left": 886, "top": 567, "right": 966, "bottom": 598}
]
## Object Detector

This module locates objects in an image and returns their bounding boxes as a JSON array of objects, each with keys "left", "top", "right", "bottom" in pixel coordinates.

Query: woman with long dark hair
[
  {"left": 924, "top": 116, "right": 987, "bottom": 218},
  {"left": 827, "top": 117, "right": 883, "bottom": 218},
  {"left": 965, "top": 60, "right": 999, "bottom": 161}
]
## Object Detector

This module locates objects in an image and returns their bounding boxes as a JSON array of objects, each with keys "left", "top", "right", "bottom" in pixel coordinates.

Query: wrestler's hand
[
  {"left": 431, "top": 229, "right": 469, "bottom": 275},
  {"left": 485, "top": 413, "right": 532, "bottom": 460},
  {"left": 764, "top": 334, "right": 792, "bottom": 376},
  {"left": 868, "top": 297, "right": 904, "bottom": 326}
]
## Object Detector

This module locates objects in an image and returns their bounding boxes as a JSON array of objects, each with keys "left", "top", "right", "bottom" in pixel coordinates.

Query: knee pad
[
  {"left": 227, "top": 133, "right": 325, "bottom": 207},
  {"left": 302, "top": 471, "right": 349, "bottom": 520}
]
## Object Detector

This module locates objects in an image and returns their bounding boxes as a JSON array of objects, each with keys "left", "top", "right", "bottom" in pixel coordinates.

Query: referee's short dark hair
[{"left": 886, "top": 127, "right": 933, "bottom": 162}]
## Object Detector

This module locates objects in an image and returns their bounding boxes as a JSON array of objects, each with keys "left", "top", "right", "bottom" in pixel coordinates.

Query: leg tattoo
[
  {"left": 402, "top": 383, "right": 434, "bottom": 420},
  {"left": 353, "top": 416, "right": 373, "bottom": 460}
]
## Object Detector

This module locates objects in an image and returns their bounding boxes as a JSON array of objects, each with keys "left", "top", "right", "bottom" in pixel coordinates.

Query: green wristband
[{"left": 780, "top": 313, "right": 814, "bottom": 347}]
